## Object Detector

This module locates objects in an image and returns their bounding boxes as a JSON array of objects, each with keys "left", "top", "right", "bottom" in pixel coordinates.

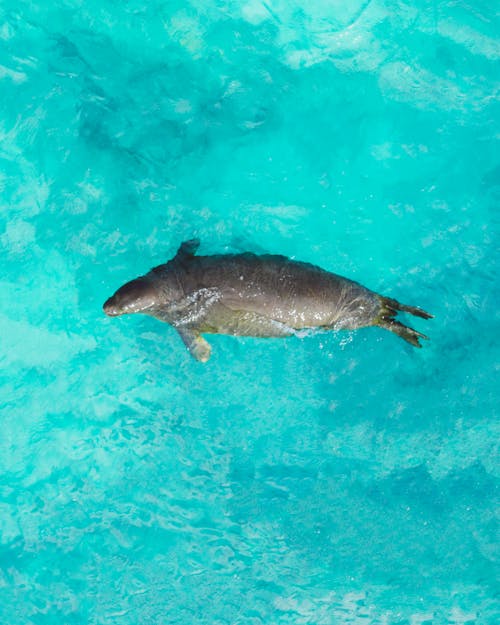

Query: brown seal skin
[{"left": 103, "top": 239, "right": 433, "bottom": 362}]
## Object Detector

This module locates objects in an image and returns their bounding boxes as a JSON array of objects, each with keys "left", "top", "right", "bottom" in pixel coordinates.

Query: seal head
[{"left": 103, "top": 277, "right": 160, "bottom": 316}]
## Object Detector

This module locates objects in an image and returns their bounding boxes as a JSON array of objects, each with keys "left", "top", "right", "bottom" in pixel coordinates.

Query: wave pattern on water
[{"left": 1, "top": 1, "right": 499, "bottom": 624}]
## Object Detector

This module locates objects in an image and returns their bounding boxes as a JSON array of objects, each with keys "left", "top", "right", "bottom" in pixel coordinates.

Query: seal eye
[{"left": 103, "top": 279, "right": 158, "bottom": 316}]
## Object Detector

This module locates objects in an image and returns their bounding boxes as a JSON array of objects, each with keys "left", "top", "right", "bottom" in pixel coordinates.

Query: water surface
[{"left": 1, "top": 1, "right": 499, "bottom": 623}]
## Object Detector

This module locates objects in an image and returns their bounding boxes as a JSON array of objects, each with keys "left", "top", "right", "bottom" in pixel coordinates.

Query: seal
[{"left": 103, "top": 239, "right": 433, "bottom": 362}]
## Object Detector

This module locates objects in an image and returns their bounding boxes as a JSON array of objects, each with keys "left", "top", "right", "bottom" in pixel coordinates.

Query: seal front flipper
[
  {"left": 175, "top": 239, "right": 200, "bottom": 261},
  {"left": 176, "top": 327, "right": 212, "bottom": 362}
]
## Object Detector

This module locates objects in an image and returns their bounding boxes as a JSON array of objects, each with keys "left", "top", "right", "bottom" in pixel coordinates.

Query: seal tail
[{"left": 376, "top": 296, "right": 433, "bottom": 348}]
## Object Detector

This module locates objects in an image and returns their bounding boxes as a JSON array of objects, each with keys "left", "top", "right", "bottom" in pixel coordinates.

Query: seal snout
[
  {"left": 103, "top": 297, "right": 122, "bottom": 316},
  {"left": 103, "top": 277, "right": 159, "bottom": 317}
]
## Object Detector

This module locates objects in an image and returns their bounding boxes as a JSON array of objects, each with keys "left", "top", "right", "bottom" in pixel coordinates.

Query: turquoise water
[{"left": 1, "top": 1, "right": 499, "bottom": 623}]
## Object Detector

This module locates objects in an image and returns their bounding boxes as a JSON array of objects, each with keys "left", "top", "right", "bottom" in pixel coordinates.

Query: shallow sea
[{"left": 1, "top": 1, "right": 499, "bottom": 624}]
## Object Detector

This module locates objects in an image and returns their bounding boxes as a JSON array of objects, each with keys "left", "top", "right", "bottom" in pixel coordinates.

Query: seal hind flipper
[
  {"left": 176, "top": 327, "right": 212, "bottom": 362},
  {"left": 376, "top": 317, "right": 429, "bottom": 348},
  {"left": 379, "top": 296, "right": 433, "bottom": 320},
  {"left": 376, "top": 295, "right": 432, "bottom": 347}
]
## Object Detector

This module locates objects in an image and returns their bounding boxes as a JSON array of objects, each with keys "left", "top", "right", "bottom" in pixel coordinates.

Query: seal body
[{"left": 103, "top": 240, "right": 432, "bottom": 361}]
